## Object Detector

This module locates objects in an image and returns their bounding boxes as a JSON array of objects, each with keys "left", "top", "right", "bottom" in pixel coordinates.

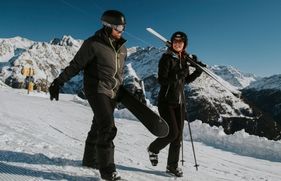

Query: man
[
  {"left": 49, "top": 10, "right": 127, "bottom": 181},
  {"left": 147, "top": 31, "right": 203, "bottom": 177}
]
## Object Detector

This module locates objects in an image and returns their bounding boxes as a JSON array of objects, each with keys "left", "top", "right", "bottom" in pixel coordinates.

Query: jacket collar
[
  {"left": 94, "top": 28, "right": 126, "bottom": 50},
  {"left": 165, "top": 48, "right": 188, "bottom": 59}
]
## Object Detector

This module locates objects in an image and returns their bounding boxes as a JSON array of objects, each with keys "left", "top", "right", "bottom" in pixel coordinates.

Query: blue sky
[{"left": 1, "top": 0, "right": 281, "bottom": 77}]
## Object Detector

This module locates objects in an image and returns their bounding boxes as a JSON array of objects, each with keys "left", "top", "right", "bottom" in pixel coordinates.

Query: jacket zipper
[
  {"left": 178, "top": 54, "right": 183, "bottom": 104},
  {"left": 109, "top": 38, "right": 124, "bottom": 98},
  {"left": 165, "top": 85, "right": 170, "bottom": 97}
]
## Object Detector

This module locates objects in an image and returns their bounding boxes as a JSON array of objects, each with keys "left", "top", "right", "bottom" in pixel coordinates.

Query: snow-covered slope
[
  {"left": 0, "top": 80, "right": 9, "bottom": 88},
  {"left": 1, "top": 87, "right": 281, "bottom": 181}
]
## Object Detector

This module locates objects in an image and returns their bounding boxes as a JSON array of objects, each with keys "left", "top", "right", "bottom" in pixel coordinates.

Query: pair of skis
[{"left": 146, "top": 28, "right": 240, "bottom": 98}]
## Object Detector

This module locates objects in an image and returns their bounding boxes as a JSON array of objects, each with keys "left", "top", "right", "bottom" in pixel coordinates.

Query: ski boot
[
  {"left": 101, "top": 171, "right": 122, "bottom": 181},
  {"left": 166, "top": 165, "right": 183, "bottom": 177},
  {"left": 147, "top": 148, "right": 158, "bottom": 166}
]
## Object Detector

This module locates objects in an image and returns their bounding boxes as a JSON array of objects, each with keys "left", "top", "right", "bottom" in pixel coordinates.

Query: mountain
[
  {"left": 0, "top": 36, "right": 280, "bottom": 140},
  {"left": 0, "top": 36, "right": 82, "bottom": 91},
  {"left": 242, "top": 74, "right": 281, "bottom": 127},
  {"left": 210, "top": 65, "right": 258, "bottom": 89},
  {"left": 1, "top": 87, "right": 281, "bottom": 181},
  {"left": 0, "top": 36, "right": 34, "bottom": 62},
  {"left": 245, "top": 74, "right": 281, "bottom": 91}
]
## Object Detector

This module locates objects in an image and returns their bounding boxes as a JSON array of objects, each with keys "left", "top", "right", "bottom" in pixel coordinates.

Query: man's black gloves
[
  {"left": 49, "top": 79, "right": 61, "bottom": 101},
  {"left": 189, "top": 54, "right": 207, "bottom": 67},
  {"left": 134, "top": 89, "right": 147, "bottom": 105}
]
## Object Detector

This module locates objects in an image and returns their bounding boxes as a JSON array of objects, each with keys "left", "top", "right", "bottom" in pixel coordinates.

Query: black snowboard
[{"left": 119, "top": 86, "right": 169, "bottom": 138}]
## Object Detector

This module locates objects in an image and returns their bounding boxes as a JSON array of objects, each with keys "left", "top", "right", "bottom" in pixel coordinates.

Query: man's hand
[
  {"left": 49, "top": 79, "right": 60, "bottom": 101},
  {"left": 134, "top": 89, "right": 147, "bottom": 105}
]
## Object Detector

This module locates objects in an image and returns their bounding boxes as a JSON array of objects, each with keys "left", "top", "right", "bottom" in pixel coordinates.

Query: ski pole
[
  {"left": 187, "top": 120, "right": 199, "bottom": 171},
  {"left": 181, "top": 135, "right": 185, "bottom": 166},
  {"left": 181, "top": 91, "right": 198, "bottom": 171},
  {"left": 180, "top": 104, "right": 185, "bottom": 166}
]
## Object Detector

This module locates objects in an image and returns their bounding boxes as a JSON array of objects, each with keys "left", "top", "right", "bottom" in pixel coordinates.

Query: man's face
[
  {"left": 111, "top": 24, "right": 125, "bottom": 40},
  {"left": 111, "top": 28, "right": 123, "bottom": 39}
]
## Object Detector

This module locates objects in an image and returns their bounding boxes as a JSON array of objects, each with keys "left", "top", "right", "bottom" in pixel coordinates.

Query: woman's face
[{"left": 172, "top": 38, "right": 185, "bottom": 52}]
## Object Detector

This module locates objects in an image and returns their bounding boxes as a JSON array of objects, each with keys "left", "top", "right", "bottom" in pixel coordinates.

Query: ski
[{"left": 146, "top": 27, "right": 240, "bottom": 97}]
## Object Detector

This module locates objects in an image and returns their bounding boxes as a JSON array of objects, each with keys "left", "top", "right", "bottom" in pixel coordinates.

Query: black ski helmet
[
  {"left": 171, "top": 31, "right": 188, "bottom": 49},
  {"left": 101, "top": 10, "right": 126, "bottom": 25}
]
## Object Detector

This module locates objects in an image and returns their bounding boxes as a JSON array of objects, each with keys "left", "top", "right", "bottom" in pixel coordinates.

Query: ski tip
[{"left": 146, "top": 27, "right": 153, "bottom": 32}]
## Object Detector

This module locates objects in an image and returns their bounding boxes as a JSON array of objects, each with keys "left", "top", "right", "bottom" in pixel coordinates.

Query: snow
[
  {"left": 0, "top": 80, "right": 9, "bottom": 88},
  {"left": 1, "top": 87, "right": 281, "bottom": 181}
]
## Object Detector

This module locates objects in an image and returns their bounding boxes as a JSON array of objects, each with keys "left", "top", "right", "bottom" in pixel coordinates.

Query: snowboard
[{"left": 119, "top": 86, "right": 169, "bottom": 138}]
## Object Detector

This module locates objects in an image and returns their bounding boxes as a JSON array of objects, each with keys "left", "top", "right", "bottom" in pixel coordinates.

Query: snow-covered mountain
[
  {"left": 0, "top": 36, "right": 35, "bottom": 63},
  {"left": 0, "top": 36, "right": 280, "bottom": 140},
  {"left": 246, "top": 74, "right": 281, "bottom": 91},
  {"left": 1, "top": 87, "right": 281, "bottom": 181},
  {"left": 0, "top": 36, "right": 82, "bottom": 90},
  {"left": 242, "top": 74, "right": 281, "bottom": 127},
  {"left": 210, "top": 65, "right": 258, "bottom": 89}
]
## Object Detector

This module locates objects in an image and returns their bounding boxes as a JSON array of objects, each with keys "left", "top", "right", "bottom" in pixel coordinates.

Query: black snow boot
[
  {"left": 101, "top": 171, "right": 121, "bottom": 181},
  {"left": 166, "top": 165, "right": 183, "bottom": 177},
  {"left": 147, "top": 148, "right": 158, "bottom": 166}
]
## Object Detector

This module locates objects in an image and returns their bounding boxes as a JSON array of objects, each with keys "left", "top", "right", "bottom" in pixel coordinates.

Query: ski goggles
[
  {"left": 102, "top": 21, "right": 125, "bottom": 32},
  {"left": 112, "top": 24, "right": 125, "bottom": 32}
]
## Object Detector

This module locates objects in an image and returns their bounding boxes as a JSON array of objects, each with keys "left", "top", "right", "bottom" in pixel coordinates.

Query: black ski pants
[
  {"left": 83, "top": 93, "right": 117, "bottom": 174},
  {"left": 149, "top": 102, "right": 184, "bottom": 168}
]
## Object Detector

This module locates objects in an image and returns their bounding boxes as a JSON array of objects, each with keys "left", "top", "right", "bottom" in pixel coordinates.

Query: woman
[{"left": 147, "top": 31, "right": 203, "bottom": 177}]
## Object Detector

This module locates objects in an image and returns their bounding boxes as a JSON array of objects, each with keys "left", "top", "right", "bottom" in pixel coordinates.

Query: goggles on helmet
[{"left": 102, "top": 21, "right": 125, "bottom": 32}]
